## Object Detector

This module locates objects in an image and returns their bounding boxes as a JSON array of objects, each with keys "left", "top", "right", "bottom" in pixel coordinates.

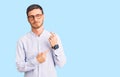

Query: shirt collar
[{"left": 30, "top": 30, "right": 45, "bottom": 38}]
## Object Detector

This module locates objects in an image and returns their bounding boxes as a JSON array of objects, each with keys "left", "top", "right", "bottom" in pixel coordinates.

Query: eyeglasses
[{"left": 28, "top": 14, "right": 43, "bottom": 20}]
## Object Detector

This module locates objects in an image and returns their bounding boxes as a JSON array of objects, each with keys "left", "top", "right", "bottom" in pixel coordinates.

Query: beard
[{"left": 31, "top": 20, "right": 44, "bottom": 29}]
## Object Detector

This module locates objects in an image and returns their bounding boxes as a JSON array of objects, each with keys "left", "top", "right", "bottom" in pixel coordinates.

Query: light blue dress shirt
[{"left": 16, "top": 30, "right": 66, "bottom": 77}]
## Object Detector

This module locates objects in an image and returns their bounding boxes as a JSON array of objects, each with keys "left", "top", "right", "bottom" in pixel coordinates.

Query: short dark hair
[{"left": 26, "top": 4, "right": 44, "bottom": 16}]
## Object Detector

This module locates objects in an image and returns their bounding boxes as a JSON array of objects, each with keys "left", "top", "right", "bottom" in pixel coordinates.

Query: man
[{"left": 16, "top": 4, "right": 66, "bottom": 77}]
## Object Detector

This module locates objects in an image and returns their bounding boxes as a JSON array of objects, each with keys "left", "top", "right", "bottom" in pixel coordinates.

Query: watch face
[
  {"left": 55, "top": 45, "right": 59, "bottom": 49},
  {"left": 54, "top": 44, "right": 59, "bottom": 50}
]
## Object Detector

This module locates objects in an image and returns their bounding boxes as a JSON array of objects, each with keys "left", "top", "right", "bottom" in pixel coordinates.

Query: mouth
[{"left": 34, "top": 22, "right": 39, "bottom": 24}]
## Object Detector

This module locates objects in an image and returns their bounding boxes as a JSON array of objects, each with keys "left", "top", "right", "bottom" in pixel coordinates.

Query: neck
[{"left": 32, "top": 26, "right": 44, "bottom": 36}]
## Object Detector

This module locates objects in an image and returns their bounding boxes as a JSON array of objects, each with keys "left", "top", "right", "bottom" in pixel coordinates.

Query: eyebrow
[{"left": 28, "top": 13, "right": 43, "bottom": 16}]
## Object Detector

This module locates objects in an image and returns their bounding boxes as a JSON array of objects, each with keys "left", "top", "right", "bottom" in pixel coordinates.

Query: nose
[{"left": 34, "top": 17, "right": 38, "bottom": 21}]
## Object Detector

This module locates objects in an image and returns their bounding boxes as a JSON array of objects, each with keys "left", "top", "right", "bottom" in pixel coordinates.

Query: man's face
[{"left": 27, "top": 9, "right": 44, "bottom": 29}]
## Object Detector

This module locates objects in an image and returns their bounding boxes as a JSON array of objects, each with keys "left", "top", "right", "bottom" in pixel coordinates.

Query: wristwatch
[{"left": 52, "top": 44, "right": 59, "bottom": 50}]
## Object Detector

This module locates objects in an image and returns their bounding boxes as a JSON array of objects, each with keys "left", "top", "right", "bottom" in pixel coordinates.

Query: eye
[
  {"left": 36, "top": 14, "right": 43, "bottom": 18},
  {"left": 28, "top": 15, "right": 34, "bottom": 19}
]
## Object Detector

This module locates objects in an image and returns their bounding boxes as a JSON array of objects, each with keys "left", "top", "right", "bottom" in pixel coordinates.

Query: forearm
[
  {"left": 16, "top": 40, "right": 39, "bottom": 72},
  {"left": 50, "top": 34, "right": 66, "bottom": 67}
]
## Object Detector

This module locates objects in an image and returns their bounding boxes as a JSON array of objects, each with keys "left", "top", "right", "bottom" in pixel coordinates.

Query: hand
[
  {"left": 49, "top": 32, "right": 58, "bottom": 47},
  {"left": 36, "top": 50, "right": 49, "bottom": 63}
]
